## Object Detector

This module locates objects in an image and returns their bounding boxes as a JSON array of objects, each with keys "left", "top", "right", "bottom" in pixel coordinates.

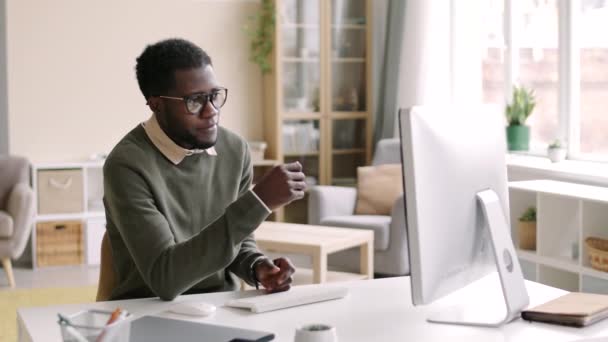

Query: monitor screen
[{"left": 398, "top": 104, "right": 511, "bottom": 306}]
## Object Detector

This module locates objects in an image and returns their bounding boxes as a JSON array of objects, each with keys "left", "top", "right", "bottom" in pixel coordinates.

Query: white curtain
[{"left": 373, "top": 0, "right": 483, "bottom": 143}]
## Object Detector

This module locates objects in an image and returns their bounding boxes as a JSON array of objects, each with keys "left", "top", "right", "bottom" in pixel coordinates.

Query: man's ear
[{"left": 147, "top": 97, "right": 162, "bottom": 113}]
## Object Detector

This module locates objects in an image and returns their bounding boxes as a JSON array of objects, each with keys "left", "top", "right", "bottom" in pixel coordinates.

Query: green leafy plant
[
  {"left": 519, "top": 207, "right": 536, "bottom": 222},
  {"left": 548, "top": 139, "right": 563, "bottom": 149},
  {"left": 506, "top": 86, "right": 536, "bottom": 126},
  {"left": 244, "top": 0, "right": 275, "bottom": 74}
]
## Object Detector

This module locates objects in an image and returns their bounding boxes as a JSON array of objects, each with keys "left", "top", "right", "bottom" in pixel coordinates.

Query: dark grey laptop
[{"left": 130, "top": 316, "right": 274, "bottom": 342}]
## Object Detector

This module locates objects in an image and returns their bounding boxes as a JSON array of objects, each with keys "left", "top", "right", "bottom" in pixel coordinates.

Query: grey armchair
[
  {"left": 308, "top": 139, "right": 409, "bottom": 276},
  {"left": 0, "top": 156, "right": 35, "bottom": 287}
]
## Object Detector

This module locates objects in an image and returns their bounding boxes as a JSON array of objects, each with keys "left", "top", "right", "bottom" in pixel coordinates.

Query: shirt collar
[{"left": 142, "top": 114, "right": 217, "bottom": 165}]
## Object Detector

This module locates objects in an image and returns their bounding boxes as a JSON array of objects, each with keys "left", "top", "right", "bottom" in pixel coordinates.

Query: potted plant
[
  {"left": 518, "top": 206, "right": 536, "bottom": 250},
  {"left": 547, "top": 139, "right": 567, "bottom": 163},
  {"left": 506, "top": 86, "right": 536, "bottom": 151}
]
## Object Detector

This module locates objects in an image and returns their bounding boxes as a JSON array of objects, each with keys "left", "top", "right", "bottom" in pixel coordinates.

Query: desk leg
[
  {"left": 360, "top": 241, "right": 373, "bottom": 280},
  {"left": 312, "top": 252, "right": 327, "bottom": 284}
]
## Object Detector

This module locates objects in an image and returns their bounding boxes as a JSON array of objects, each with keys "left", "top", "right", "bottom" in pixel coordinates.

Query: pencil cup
[{"left": 294, "top": 324, "right": 337, "bottom": 342}]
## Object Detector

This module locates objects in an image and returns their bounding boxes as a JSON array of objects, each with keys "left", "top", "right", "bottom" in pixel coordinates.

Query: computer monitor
[{"left": 398, "top": 104, "right": 529, "bottom": 327}]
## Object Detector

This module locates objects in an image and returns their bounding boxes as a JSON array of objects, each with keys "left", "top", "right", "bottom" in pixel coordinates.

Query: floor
[{"left": 0, "top": 265, "right": 99, "bottom": 291}]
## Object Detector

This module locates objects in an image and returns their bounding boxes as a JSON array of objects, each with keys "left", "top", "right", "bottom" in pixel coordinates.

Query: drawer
[
  {"left": 36, "top": 220, "right": 84, "bottom": 267},
  {"left": 37, "top": 169, "right": 84, "bottom": 214}
]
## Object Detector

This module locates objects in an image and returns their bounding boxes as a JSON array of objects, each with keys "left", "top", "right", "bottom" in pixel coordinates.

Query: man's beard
[{"left": 182, "top": 131, "right": 218, "bottom": 150}]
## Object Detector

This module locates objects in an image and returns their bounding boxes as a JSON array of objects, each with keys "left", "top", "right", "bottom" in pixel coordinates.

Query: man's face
[{"left": 152, "top": 65, "right": 222, "bottom": 150}]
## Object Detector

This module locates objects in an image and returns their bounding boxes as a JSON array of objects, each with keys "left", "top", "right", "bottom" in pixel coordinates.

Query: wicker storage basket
[
  {"left": 36, "top": 221, "right": 84, "bottom": 267},
  {"left": 586, "top": 237, "right": 608, "bottom": 272},
  {"left": 518, "top": 221, "right": 536, "bottom": 250}
]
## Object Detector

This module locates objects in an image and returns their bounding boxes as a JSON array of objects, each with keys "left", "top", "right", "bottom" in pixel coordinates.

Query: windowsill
[{"left": 507, "top": 154, "right": 608, "bottom": 186}]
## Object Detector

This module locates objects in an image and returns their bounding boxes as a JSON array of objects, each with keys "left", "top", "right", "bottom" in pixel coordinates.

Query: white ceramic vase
[
  {"left": 294, "top": 324, "right": 337, "bottom": 342},
  {"left": 547, "top": 147, "right": 566, "bottom": 163}
]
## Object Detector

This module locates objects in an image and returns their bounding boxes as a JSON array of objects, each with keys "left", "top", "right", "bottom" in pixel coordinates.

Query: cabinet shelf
[
  {"left": 581, "top": 266, "right": 608, "bottom": 281},
  {"left": 284, "top": 151, "right": 320, "bottom": 157},
  {"left": 332, "top": 148, "right": 366, "bottom": 155},
  {"left": 331, "top": 24, "right": 366, "bottom": 29},
  {"left": 36, "top": 211, "right": 105, "bottom": 222},
  {"left": 331, "top": 58, "right": 365, "bottom": 63},
  {"left": 510, "top": 180, "right": 608, "bottom": 293}
]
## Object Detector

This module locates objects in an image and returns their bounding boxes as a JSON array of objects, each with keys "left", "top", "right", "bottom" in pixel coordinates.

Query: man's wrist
[
  {"left": 251, "top": 257, "right": 268, "bottom": 290},
  {"left": 250, "top": 189, "right": 272, "bottom": 213}
]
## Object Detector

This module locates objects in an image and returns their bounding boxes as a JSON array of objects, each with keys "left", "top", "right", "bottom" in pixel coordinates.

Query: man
[{"left": 103, "top": 38, "right": 306, "bottom": 301}]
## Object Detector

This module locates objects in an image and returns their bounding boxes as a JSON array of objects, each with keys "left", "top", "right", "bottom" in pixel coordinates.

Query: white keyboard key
[{"left": 225, "top": 286, "right": 348, "bottom": 313}]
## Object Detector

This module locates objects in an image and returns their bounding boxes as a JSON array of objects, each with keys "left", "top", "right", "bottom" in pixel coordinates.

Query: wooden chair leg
[{"left": 1, "top": 258, "right": 15, "bottom": 288}]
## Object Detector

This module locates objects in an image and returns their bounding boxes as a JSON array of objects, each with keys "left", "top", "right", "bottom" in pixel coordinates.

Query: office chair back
[{"left": 96, "top": 232, "right": 116, "bottom": 301}]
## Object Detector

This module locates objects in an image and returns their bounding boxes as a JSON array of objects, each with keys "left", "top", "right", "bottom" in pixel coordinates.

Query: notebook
[
  {"left": 521, "top": 292, "right": 608, "bottom": 327},
  {"left": 129, "top": 315, "right": 274, "bottom": 342}
]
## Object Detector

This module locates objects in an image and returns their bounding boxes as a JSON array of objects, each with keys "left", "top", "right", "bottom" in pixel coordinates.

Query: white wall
[
  {"left": 0, "top": 0, "right": 8, "bottom": 155},
  {"left": 6, "top": 0, "right": 263, "bottom": 163}
]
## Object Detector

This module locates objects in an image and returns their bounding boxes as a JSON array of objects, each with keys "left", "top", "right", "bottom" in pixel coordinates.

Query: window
[
  {"left": 482, "top": 0, "right": 608, "bottom": 161},
  {"left": 580, "top": 0, "right": 608, "bottom": 158},
  {"left": 518, "top": 0, "right": 559, "bottom": 151}
]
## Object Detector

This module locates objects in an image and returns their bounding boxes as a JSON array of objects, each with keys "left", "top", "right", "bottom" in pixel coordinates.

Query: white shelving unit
[
  {"left": 509, "top": 180, "right": 608, "bottom": 294},
  {"left": 31, "top": 161, "right": 106, "bottom": 268}
]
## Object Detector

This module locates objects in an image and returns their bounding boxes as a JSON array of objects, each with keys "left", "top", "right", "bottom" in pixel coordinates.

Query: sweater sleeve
[
  {"left": 226, "top": 144, "right": 271, "bottom": 285},
  {"left": 103, "top": 155, "right": 270, "bottom": 301}
]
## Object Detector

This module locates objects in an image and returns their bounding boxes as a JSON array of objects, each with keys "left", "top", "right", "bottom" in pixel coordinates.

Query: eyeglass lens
[{"left": 185, "top": 89, "right": 227, "bottom": 113}]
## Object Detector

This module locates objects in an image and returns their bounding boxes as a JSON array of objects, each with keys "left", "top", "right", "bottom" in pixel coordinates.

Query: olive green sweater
[{"left": 103, "top": 124, "right": 270, "bottom": 301}]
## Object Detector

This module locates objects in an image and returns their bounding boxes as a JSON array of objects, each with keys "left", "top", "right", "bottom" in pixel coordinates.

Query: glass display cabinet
[{"left": 263, "top": 0, "right": 372, "bottom": 222}]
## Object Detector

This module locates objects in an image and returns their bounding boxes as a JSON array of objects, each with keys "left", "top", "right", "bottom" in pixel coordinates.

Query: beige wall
[{"left": 6, "top": 0, "right": 263, "bottom": 163}]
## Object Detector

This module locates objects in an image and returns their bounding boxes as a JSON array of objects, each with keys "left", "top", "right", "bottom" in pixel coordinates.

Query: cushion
[
  {"left": 321, "top": 215, "right": 391, "bottom": 251},
  {"left": 0, "top": 210, "right": 14, "bottom": 238},
  {"left": 355, "top": 164, "right": 403, "bottom": 215}
]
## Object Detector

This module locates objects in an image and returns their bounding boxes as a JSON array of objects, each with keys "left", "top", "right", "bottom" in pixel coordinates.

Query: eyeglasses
[{"left": 158, "top": 87, "right": 228, "bottom": 114}]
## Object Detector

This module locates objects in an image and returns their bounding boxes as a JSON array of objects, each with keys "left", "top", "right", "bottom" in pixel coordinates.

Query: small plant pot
[
  {"left": 547, "top": 147, "right": 566, "bottom": 163},
  {"left": 518, "top": 221, "right": 536, "bottom": 250},
  {"left": 506, "top": 125, "right": 530, "bottom": 151}
]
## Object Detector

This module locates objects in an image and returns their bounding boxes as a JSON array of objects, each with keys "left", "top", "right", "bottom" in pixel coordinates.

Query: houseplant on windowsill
[
  {"left": 506, "top": 86, "right": 536, "bottom": 151},
  {"left": 547, "top": 139, "right": 567, "bottom": 163},
  {"left": 518, "top": 206, "right": 536, "bottom": 251}
]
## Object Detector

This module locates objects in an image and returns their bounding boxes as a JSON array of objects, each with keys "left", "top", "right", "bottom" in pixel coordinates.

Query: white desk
[{"left": 17, "top": 277, "right": 608, "bottom": 342}]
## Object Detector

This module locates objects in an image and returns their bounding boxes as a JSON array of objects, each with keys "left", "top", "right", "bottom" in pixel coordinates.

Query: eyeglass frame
[{"left": 157, "top": 87, "right": 228, "bottom": 114}]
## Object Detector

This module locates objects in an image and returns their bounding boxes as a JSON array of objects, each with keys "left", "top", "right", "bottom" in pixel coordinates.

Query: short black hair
[{"left": 135, "top": 38, "right": 212, "bottom": 99}]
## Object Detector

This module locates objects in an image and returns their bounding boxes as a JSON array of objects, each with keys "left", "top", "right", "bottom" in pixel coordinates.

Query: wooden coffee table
[{"left": 254, "top": 221, "right": 374, "bottom": 284}]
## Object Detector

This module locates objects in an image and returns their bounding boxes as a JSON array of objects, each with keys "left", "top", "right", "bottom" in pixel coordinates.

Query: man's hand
[
  {"left": 252, "top": 162, "right": 306, "bottom": 211},
  {"left": 254, "top": 257, "right": 295, "bottom": 293}
]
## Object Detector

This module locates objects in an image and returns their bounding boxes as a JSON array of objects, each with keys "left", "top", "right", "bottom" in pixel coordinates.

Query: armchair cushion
[
  {"left": 308, "top": 186, "right": 357, "bottom": 225},
  {"left": 0, "top": 211, "right": 13, "bottom": 238},
  {"left": 355, "top": 164, "right": 403, "bottom": 215},
  {"left": 320, "top": 215, "right": 391, "bottom": 250}
]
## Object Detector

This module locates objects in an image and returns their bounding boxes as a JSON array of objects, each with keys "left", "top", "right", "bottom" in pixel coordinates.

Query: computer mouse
[{"left": 169, "top": 302, "right": 217, "bottom": 317}]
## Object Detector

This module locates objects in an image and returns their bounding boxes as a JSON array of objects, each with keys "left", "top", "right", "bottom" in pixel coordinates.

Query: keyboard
[{"left": 225, "top": 286, "right": 349, "bottom": 313}]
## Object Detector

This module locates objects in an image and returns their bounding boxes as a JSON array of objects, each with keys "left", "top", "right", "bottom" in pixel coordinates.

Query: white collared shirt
[{"left": 142, "top": 114, "right": 217, "bottom": 165}]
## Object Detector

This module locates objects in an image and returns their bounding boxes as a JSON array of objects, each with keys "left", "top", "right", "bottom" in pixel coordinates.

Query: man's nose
[{"left": 199, "top": 100, "right": 218, "bottom": 118}]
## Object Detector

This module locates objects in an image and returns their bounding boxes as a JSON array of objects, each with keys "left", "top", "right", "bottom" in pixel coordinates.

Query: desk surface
[{"left": 17, "top": 276, "right": 608, "bottom": 342}]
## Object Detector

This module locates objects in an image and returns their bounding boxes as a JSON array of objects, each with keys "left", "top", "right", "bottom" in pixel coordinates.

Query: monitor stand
[{"left": 427, "top": 189, "right": 530, "bottom": 327}]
